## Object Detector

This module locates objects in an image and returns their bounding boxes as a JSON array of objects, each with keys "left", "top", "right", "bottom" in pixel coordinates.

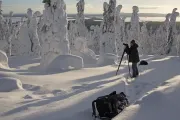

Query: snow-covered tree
[
  {"left": 129, "top": 6, "right": 140, "bottom": 43},
  {"left": 166, "top": 8, "right": 179, "bottom": 54},
  {"left": 0, "top": 1, "right": 9, "bottom": 55},
  {"left": 115, "top": 5, "right": 125, "bottom": 56},
  {"left": 89, "top": 25, "right": 101, "bottom": 55},
  {"left": 3, "top": 11, "right": 14, "bottom": 56},
  {"left": 27, "top": 9, "right": 41, "bottom": 57},
  {"left": 139, "top": 22, "right": 151, "bottom": 54},
  {"left": 40, "top": 0, "right": 70, "bottom": 69},
  {"left": 149, "top": 14, "right": 171, "bottom": 55},
  {"left": 75, "top": 0, "right": 87, "bottom": 38},
  {"left": 37, "top": 13, "right": 43, "bottom": 46},
  {"left": 11, "top": 22, "right": 22, "bottom": 56},
  {"left": 98, "top": 0, "right": 117, "bottom": 65},
  {"left": 68, "top": 21, "right": 76, "bottom": 49}
]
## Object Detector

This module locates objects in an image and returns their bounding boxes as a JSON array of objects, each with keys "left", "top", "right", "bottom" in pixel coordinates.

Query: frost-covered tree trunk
[
  {"left": 130, "top": 6, "right": 140, "bottom": 45},
  {"left": 115, "top": 5, "right": 125, "bottom": 56},
  {"left": 75, "top": 0, "right": 87, "bottom": 38},
  {"left": 166, "top": 8, "right": 179, "bottom": 54},
  {"left": 41, "top": 0, "right": 70, "bottom": 69},
  {"left": 98, "top": 0, "right": 117, "bottom": 65}
]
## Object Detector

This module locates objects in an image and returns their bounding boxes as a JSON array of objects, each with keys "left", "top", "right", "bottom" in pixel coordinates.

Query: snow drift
[
  {"left": 114, "top": 76, "right": 180, "bottom": 120},
  {"left": 47, "top": 54, "right": 84, "bottom": 71},
  {"left": 0, "top": 77, "right": 23, "bottom": 92}
]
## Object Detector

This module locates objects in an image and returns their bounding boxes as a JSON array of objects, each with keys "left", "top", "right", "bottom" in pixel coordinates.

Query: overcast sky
[{"left": 2, "top": 0, "right": 180, "bottom": 14}]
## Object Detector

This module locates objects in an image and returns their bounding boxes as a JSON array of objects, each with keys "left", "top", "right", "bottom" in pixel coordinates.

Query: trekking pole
[{"left": 116, "top": 49, "right": 126, "bottom": 75}]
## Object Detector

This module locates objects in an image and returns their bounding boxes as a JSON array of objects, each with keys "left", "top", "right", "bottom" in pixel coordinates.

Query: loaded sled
[{"left": 92, "top": 91, "right": 129, "bottom": 120}]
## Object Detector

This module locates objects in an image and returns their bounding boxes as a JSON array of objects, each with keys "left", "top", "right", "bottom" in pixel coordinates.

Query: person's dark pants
[{"left": 132, "top": 62, "right": 139, "bottom": 77}]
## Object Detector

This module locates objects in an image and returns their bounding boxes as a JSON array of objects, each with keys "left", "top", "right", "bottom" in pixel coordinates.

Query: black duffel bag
[{"left": 92, "top": 91, "right": 129, "bottom": 120}]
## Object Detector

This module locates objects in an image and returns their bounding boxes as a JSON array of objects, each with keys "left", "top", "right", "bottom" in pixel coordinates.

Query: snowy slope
[
  {"left": 0, "top": 55, "right": 180, "bottom": 120},
  {"left": 114, "top": 76, "right": 180, "bottom": 120}
]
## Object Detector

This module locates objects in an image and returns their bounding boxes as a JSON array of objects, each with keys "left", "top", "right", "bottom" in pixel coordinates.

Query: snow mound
[
  {"left": 71, "top": 37, "right": 97, "bottom": 65},
  {"left": 71, "top": 50, "right": 97, "bottom": 65},
  {"left": 97, "top": 53, "right": 117, "bottom": 66},
  {"left": 0, "top": 77, "right": 23, "bottom": 92},
  {"left": 114, "top": 76, "right": 180, "bottom": 120},
  {"left": 48, "top": 55, "right": 84, "bottom": 71},
  {"left": 0, "top": 50, "right": 9, "bottom": 69}
]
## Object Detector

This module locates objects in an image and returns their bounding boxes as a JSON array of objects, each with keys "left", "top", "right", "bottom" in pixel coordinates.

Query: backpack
[
  {"left": 92, "top": 91, "right": 129, "bottom": 120},
  {"left": 139, "top": 60, "right": 148, "bottom": 66}
]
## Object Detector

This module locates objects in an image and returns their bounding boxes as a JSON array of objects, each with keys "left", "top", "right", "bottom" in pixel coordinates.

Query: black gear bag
[{"left": 92, "top": 91, "right": 129, "bottom": 120}]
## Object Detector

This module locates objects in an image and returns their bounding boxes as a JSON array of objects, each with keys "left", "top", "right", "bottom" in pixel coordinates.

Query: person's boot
[{"left": 131, "top": 74, "right": 136, "bottom": 78}]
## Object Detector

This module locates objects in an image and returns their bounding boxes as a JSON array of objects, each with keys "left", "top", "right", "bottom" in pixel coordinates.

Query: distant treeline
[
  {"left": 68, "top": 19, "right": 180, "bottom": 33},
  {"left": 3, "top": 13, "right": 166, "bottom": 18}
]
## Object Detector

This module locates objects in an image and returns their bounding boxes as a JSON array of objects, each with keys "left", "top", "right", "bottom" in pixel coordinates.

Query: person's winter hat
[{"left": 131, "top": 40, "right": 135, "bottom": 44}]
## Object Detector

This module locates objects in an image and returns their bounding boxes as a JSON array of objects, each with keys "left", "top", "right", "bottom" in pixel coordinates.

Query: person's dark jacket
[{"left": 125, "top": 43, "right": 140, "bottom": 63}]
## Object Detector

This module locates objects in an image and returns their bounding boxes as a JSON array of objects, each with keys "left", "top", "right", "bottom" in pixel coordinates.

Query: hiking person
[{"left": 124, "top": 40, "right": 140, "bottom": 78}]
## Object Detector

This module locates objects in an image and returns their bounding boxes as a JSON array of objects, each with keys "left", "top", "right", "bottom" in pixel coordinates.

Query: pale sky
[{"left": 2, "top": 0, "right": 180, "bottom": 14}]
